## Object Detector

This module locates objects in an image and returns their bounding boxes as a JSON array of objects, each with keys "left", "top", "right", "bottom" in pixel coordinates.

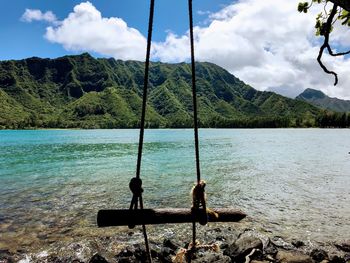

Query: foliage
[
  {"left": 297, "top": 0, "right": 349, "bottom": 33},
  {"left": 297, "top": 0, "right": 350, "bottom": 85},
  {"left": 0, "top": 53, "right": 343, "bottom": 129},
  {"left": 316, "top": 111, "right": 350, "bottom": 127}
]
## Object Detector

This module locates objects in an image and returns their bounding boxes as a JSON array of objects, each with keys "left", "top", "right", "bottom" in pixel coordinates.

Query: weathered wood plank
[{"left": 97, "top": 208, "right": 246, "bottom": 227}]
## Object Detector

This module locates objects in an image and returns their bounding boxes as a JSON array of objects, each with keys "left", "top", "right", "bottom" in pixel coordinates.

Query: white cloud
[
  {"left": 23, "top": 1, "right": 350, "bottom": 99},
  {"left": 45, "top": 2, "right": 146, "bottom": 60},
  {"left": 152, "top": 0, "right": 350, "bottom": 99},
  {"left": 21, "top": 9, "right": 57, "bottom": 23}
]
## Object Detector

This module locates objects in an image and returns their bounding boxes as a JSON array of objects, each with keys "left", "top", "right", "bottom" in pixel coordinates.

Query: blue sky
[
  {"left": 0, "top": 0, "right": 350, "bottom": 99},
  {"left": 0, "top": 0, "right": 233, "bottom": 60}
]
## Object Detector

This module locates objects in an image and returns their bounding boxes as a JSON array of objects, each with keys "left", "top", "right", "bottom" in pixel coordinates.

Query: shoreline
[
  {"left": 1, "top": 127, "right": 350, "bottom": 131},
  {"left": 1, "top": 223, "right": 349, "bottom": 263}
]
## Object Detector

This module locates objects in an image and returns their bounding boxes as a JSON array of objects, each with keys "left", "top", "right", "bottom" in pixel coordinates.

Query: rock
[
  {"left": 159, "top": 247, "right": 175, "bottom": 263},
  {"left": 0, "top": 249, "right": 14, "bottom": 263},
  {"left": 216, "top": 235, "right": 226, "bottom": 241},
  {"left": 292, "top": 240, "right": 305, "bottom": 248},
  {"left": 114, "top": 244, "right": 154, "bottom": 262},
  {"left": 89, "top": 253, "right": 109, "bottom": 263},
  {"left": 220, "top": 242, "right": 229, "bottom": 250},
  {"left": 150, "top": 248, "right": 161, "bottom": 260},
  {"left": 266, "top": 254, "right": 275, "bottom": 261},
  {"left": 276, "top": 250, "right": 313, "bottom": 263},
  {"left": 329, "top": 255, "right": 345, "bottom": 263},
  {"left": 192, "top": 252, "right": 231, "bottom": 263},
  {"left": 249, "top": 249, "right": 264, "bottom": 261},
  {"left": 116, "top": 247, "right": 134, "bottom": 258},
  {"left": 223, "top": 235, "right": 263, "bottom": 262},
  {"left": 163, "top": 239, "right": 180, "bottom": 251},
  {"left": 133, "top": 246, "right": 147, "bottom": 261},
  {"left": 251, "top": 261, "right": 270, "bottom": 263},
  {"left": 213, "top": 228, "right": 222, "bottom": 233},
  {"left": 46, "top": 256, "right": 63, "bottom": 263},
  {"left": 311, "top": 248, "right": 328, "bottom": 262},
  {"left": 271, "top": 236, "right": 294, "bottom": 250},
  {"left": 335, "top": 241, "right": 350, "bottom": 253},
  {"left": 264, "top": 242, "right": 278, "bottom": 255},
  {"left": 115, "top": 246, "right": 139, "bottom": 263},
  {"left": 243, "top": 248, "right": 264, "bottom": 263}
]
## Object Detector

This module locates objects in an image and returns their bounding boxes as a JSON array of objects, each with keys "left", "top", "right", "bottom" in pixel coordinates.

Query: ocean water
[{"left": 0, "top": 129, "right": 349, "bottom": 253}]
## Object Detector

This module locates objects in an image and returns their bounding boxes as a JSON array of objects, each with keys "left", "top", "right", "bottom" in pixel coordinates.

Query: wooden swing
[{"left": 97, "top": 0, "right": 246, "bottom": 261}]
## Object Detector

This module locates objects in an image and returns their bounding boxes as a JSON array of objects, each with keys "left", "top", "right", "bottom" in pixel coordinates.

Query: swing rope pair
[{"left": 128, "top": 0, "right": 206, "bottom": 261}]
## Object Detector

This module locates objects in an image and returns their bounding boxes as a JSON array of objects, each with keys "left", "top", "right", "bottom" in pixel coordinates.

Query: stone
[
  {"left": 271, "top": 236, "right": 294, "bottom": 250},
  {"left": 46, "top": 256, "right": 63, "bottom": 263},
  {"left": 115, "top": 246, "right": 138, "bottom": 263},
  {"left": 150, "top": 248, "right": 161, "bottom": 260},
  {"left": 311, "top": 248, "right": 328, "bottom": 262},
  {"left": 335, "top": 241, "right": 350, "bottom": 253},
  {"left": 213, "top": 228, "right": 222, "bottom": 233},
  {"left": 276, "top": 250, "right": 313, "bottom": 263},
  {"left": 292, "top": 240, "right": 305, "bottom": 248},
  {"left": 264, "top": 242, "right": 278, "bottom": 255},
  {"left": 329, "top": 255, "right": 345, "bottom": 263},
  {"left": 249, "top": 249, "right": 264, "bottom": 261},
  {"left": 88, "top": 253, "right": 109, "bottom": 263},
  {"left": 0, "top": 249, "right": 14, "bottom": 263},
  {"left": 159, "top": 247, "right": 175, "bottom": 263},
  {"left": 163, "top": 239, "right": 180, "bottom": 251},
  {"left": 220, "top": 242, "right": 229, "bottom": 250},
  {"left": 224, "top": 235, "right": 263, "bottom": 262},
  {"left": 116, "top": 247, "right": 134, "bottom": 258},
  {"left": 216, "top": 235, "right": 226, "bottom": 241},
  {"left": 134, "top": 247, "right": 147, "bottom": 260},
  {"left": 192, "top": 252, "right": 231, "bottom": 263}
]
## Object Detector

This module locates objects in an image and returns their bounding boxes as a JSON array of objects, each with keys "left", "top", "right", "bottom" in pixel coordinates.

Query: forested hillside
[{"left": 0, "top": 53, "right": 340, "bottom": 129}]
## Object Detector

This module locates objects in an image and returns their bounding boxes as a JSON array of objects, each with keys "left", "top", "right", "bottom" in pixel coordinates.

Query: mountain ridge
[
  {"left": 0, "top": 53, "right": 342, "bottom": 129},
  {"left": 296, "top": 88, "right": 350, "bottom": 112}
]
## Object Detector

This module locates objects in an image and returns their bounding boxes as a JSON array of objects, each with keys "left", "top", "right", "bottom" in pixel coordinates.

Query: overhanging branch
[
  {"left": 327, "top": 0, "right": 350, "bottom": 12},
  {"left": 317, "top": 3, "right": 350, "bottom": 85}
]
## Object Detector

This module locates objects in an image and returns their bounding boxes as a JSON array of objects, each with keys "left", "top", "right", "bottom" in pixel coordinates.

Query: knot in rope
[
  {"left": 129, "top": 177, "right": 143, "bottom": 197},
  {"left": 191, "top": 180, "right": 208, "bottom": 226},
  {"left": 173, "top": 242, "right": 220, "bottom": 263},
  {"left": 128, "top": 177, "right": 144, "bottom": 229}
]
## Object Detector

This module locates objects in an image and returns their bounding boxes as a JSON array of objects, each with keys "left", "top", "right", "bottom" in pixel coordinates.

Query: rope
[
  {"left": 188, "top": 0, "right": 205, "bottom": 255},
  {"left": 173, "top": 242, "right": 220, "bottom": 263},
  {"left": 128, "top": 0, "right": 155, "bottom": 262},
  {"left": 188, "top": 0, "right": 201, "bottom": 185}
]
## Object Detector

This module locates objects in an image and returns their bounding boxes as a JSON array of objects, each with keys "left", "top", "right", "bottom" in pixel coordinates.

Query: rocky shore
[{"left": 1, "top": 223, "right": 349, "bottom": 263}]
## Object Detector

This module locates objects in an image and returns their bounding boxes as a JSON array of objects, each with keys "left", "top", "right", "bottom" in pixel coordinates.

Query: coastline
[{"left": 2, "top": 222, "right": 349, "bottom": 263}]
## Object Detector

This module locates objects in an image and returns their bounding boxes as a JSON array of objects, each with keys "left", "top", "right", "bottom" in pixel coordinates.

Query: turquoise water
[{"left": 0, "top": 129, "right": 349, "bottom": 252}]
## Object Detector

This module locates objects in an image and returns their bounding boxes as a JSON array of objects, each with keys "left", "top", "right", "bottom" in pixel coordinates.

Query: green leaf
[{"left": 298, "top": 2, "right": 309, "bottom": 13}]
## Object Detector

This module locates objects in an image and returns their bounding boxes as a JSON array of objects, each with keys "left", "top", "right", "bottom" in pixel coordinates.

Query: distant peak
[
  {"left": 81, "top": 52, "right": 93, "bottom": 57},
  {"left": 299, "top": 88, "right": 326, "bottom": 99}
]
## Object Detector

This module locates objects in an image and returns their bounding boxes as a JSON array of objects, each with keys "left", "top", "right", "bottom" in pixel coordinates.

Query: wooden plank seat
[{"left": 97, "top": 208, "right": 246, "bottom": 227}]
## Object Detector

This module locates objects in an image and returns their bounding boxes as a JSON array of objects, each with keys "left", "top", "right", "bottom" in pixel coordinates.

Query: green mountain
[
  {"left": 296, "top": 88, "right": 350, "bottom": 112},
  {"left": 0, "top": 53, "right": 325, "bottom": 129}
]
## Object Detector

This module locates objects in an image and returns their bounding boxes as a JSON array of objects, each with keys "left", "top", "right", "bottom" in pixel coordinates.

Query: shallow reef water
[{"left": 0, "top": 129, "right": 349, "bottom": 260}]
